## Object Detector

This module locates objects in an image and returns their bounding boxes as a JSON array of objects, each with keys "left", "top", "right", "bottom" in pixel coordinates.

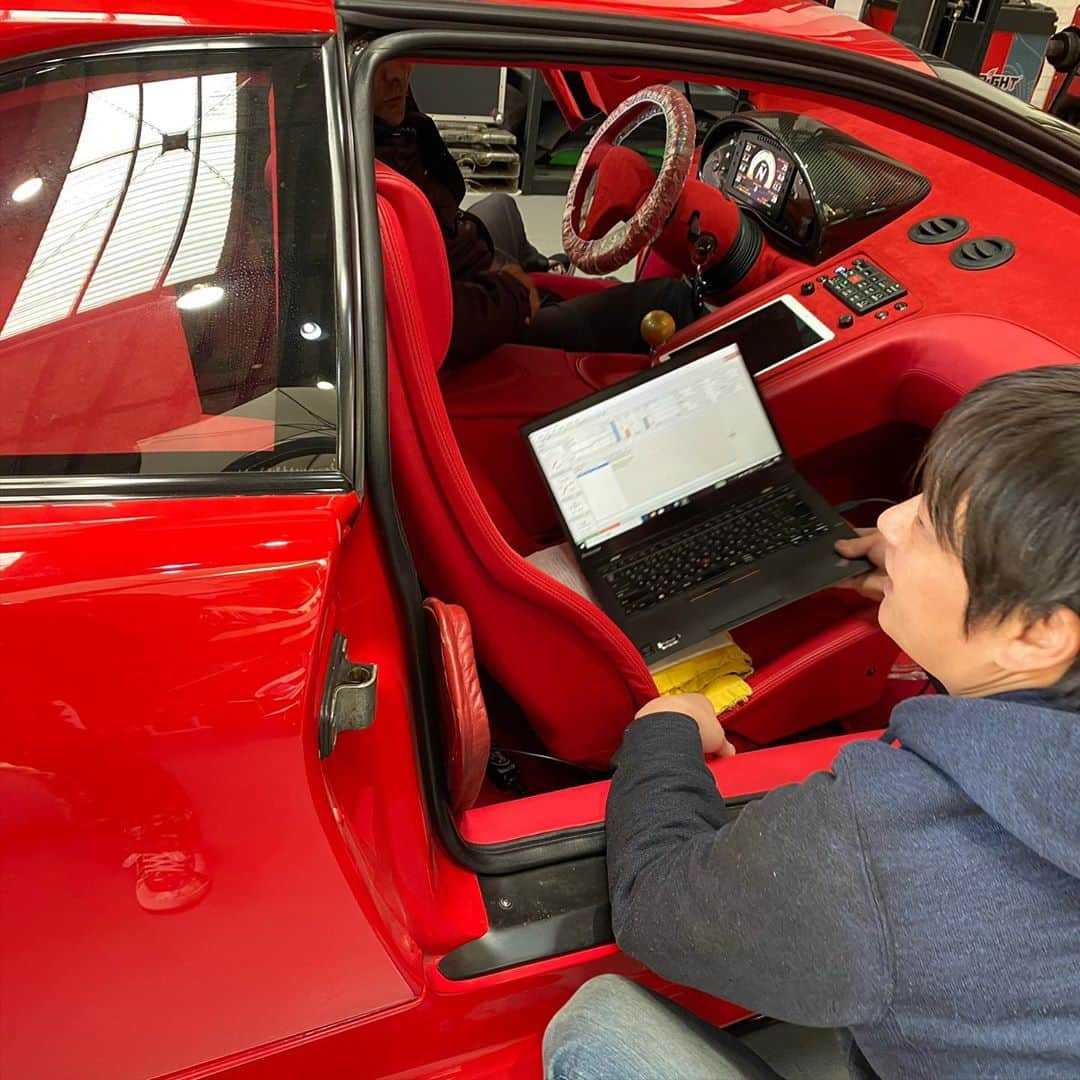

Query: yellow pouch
[{"left": 650, "top": 632, "right": 754, "bottom": 715}]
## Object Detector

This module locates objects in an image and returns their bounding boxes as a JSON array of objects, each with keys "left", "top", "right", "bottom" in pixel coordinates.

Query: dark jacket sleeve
[
  {"left": 446, "top": 271, "right": 532, "bottom": 365},
  {"left": 607, "top": 712, "right": 893, "bottom": 1028}
]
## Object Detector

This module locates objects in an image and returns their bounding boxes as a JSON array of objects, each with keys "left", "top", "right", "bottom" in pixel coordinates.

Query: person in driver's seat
[
  {"left": 372, "top": 61, "right": 695, "bottom": 365},
  {"left": 545, "top": 365, "right": 1080, "bottom": 1079}
]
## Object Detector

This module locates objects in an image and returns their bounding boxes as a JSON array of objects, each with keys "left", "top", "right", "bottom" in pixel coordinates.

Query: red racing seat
[
  {"left": 377, "top": 163, "right": 656, "bottom": 766},
  {"left": 376, "top": 164, "right": 901, "bottom": 767}
]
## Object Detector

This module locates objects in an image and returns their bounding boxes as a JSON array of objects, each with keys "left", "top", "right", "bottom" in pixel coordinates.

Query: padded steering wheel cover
[{"left": 562, "top": 85, "right": 695, "bottom": 275}]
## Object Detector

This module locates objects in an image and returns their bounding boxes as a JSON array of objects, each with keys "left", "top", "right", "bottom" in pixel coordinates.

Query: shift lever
[{"left": 641, "top": 309, "right": 677, "bottom": 363}]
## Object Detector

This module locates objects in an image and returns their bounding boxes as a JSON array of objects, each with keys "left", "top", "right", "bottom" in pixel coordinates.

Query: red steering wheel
[{"left": 561, "top": 85, "right": 696, "bottom": 276}]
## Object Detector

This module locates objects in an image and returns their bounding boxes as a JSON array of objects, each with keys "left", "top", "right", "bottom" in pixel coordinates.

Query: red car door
[{"left": 0, "top": 35, "right": 426, "bottom": 1079}]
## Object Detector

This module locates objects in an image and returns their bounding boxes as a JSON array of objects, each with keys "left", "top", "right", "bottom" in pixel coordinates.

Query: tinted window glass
[{"left": 0, "top": 47, "right": 339, "bottom": 477}]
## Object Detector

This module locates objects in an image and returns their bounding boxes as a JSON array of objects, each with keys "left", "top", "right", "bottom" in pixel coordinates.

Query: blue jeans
[{"left": 543, "top": 975, "right": 785, "bottom": 1080}]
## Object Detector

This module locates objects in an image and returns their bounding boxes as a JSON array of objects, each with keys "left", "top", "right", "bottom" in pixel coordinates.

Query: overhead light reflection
[
  {"left": 12, "top": 177, "right": 43, "bottom": 203},
  {"left": 300, "top": 321, "right": 323, "bottom": 341},
  {"left": 176, "top": 284, "right": 224, "bottom": 311},
  {"left": 315, "top": 380, "right": 335, "bottom": 391}
]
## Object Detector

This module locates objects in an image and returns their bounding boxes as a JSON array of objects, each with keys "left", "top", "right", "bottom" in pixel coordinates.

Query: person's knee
[
  {"left": 543, "top": 975, "right": 646, "bottom": 1079},
  {"left": 477, "top": 191, "right": 523, "bottom": 226},
  {"left": 552, "top": 974, "right": 639, "bottom": 1027}
]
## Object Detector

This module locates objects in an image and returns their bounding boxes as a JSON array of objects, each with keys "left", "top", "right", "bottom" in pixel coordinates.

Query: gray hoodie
[{"left": 607, "top": 689, "right": 1080, "bottom": 1078}]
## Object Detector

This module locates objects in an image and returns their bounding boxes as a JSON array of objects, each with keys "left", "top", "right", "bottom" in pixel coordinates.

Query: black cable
[{"left": 499, "top": 747, "right": 609, "bottom": 778}]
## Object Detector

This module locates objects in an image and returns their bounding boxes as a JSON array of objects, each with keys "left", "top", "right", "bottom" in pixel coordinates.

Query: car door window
[{"left": 0, "top": 47, "right": 340, "bottom": 476}]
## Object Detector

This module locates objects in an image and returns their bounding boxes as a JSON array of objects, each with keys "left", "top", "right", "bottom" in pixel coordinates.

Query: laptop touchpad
[{"left": 691, "top": 569, "right": 783, "bottom": 615}]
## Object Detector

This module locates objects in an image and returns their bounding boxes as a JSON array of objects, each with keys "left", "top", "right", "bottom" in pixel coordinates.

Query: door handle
[{"left": 318, "top": 633, "right": 377, "bottom": 758}]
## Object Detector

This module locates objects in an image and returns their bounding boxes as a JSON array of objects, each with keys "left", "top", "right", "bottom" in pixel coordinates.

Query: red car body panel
[
  {"left": 0, "top": 1, "right": 336, "bottom": 61},
  {"left": 0, "top": 0, "right": 929, "bottom": 72},
  {"left": 0, "top": 494, "right": 423, "bottom": 1077},
  {"left": 1, "top": 0, "right": 1078, "bottom": 1075}
]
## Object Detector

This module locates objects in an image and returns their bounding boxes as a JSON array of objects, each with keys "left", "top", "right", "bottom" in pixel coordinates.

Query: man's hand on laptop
[
  {"left": 835, "top": 527, "right": 889, "bottom": 600},
  {"left": 634, "top": 694, "right": 737, "bottom": 757}
]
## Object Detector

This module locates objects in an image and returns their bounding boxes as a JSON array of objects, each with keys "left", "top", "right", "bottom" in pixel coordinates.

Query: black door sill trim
[{"left": 440, "top": 802, "right": 746, "bottom": 981}]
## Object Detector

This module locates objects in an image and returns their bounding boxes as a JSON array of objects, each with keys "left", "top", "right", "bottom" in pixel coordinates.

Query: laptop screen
[{"left": 526, "top": 343, "right": 783, "bottom": 550}]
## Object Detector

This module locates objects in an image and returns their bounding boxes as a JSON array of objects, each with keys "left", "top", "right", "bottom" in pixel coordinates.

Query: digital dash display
[{"left": 730, "top": 134, "right": 793, "bottom": 214}]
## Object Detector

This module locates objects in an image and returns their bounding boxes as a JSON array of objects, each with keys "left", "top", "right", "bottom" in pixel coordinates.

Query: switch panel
[{"left": 823, "top": 258, "right": 906, "bottom": 315}]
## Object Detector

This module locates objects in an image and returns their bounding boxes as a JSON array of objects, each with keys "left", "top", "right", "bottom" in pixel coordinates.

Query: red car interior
[
  {"left": 378, "top": 68, "right": 1080, "bottom": 789},
  {"left": 379, "top": 161, "right": 898, "bottom": 775}
]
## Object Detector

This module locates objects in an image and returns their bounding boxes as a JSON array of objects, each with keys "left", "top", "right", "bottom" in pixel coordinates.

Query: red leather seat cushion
[{"left": 423, "top": 598, "right": 491, "bottom": 814}]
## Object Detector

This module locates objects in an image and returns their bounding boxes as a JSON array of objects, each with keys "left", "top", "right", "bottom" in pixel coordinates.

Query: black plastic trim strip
[
  {"left": 439, "top": 855, "right": 612, "bottom": 980},
  {"left": 440, "top": 800, "right": 749, "bottom": 980},
  {"left": 340, "top": 4, "right": 1080, "bottom": 195},
  {"left": 0, "top": 472, "right": 352, "bottom": 504},
  {"left": 324, "top": 33, "right": 362, "bottom": 488}
]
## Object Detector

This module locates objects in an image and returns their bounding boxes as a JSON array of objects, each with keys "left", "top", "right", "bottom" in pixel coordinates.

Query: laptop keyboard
[{"left": 602, "top": 484, "right": 831, "bottom": 615}]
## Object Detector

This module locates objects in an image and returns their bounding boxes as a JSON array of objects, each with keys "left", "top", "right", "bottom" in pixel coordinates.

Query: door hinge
[{"left": 318, "top": 633, "right": 377, "bottom": 758}]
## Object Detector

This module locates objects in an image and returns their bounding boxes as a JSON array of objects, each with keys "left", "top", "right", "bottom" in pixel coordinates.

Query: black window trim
[{"left": 0, "top": 33, "right": 360, "bottom": 503}]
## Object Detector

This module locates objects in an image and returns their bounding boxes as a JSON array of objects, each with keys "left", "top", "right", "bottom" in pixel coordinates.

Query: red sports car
[{"left": 2, "top": 0, "right": 1078, "bottom": 1076}]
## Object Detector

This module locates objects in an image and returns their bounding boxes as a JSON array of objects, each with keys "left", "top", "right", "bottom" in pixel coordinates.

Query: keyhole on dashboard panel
[{"left": 687, "top": 210, "right": 719, "bottom": 314}]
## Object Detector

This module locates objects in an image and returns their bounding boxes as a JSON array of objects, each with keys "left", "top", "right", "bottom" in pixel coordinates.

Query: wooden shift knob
[{"left": 641, "top": 309, "right": 677, "bottom": 350}]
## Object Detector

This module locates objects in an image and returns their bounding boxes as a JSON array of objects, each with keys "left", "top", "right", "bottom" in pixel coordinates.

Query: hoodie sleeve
[
  {"left": 446, "top": 271, "right": 532, "bottom": 365},
  {"left": 607, "top": 712, "right": 893, "bottom": 1028}
]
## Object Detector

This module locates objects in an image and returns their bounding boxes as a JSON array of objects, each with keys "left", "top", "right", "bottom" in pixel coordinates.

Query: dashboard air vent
[
  {"left": 908, "top": 215, "right": 969, "bottom": 244},
  {"left": 950, "top": 236, "right": 1015, "bottom": 271}
]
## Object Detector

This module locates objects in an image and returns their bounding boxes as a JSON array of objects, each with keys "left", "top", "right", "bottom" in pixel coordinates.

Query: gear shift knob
[{"left": 640, "top": 309, "right": 677, "bottom": 351}]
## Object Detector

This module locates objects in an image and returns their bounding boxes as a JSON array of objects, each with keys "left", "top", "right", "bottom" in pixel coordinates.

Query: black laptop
[{"left": 522, "top": 334, "right": 870, "bottom": 661}]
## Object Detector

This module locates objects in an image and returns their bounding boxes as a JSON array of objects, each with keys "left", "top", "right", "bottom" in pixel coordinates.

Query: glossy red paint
[
  {"left": 324, "top": 505, "right": 489, "bottom": 957},
  {"left": 209, "top": 950, "right": 750, "bottom": 1079},
  {"left": 474, "top": 0, "right": 934, "bottom": 73},
  {"left": 0, "top": 493, "right": 424, "bottom": 1078},
  {"left": 0, "top": 0, "right": 929, "bottom": 73},
  {"left": 0, "top": 0, "right": 335, "bottom": 62},
  {"left": 462, "top": 730, "right": 882, "bottom": 844}
]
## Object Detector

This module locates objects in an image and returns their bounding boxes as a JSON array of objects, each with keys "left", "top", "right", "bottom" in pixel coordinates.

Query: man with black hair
[
  {"left": 372, "top": 60, "right": 696, "bottom": 364},
  {"left": 545, "top": 365, "right": 1080, "bottom": 1079}
]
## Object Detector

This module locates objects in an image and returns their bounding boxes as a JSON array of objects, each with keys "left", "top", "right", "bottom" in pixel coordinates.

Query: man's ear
[{"left": 997, "top": 606, "right": 1080, "bottom": 679}]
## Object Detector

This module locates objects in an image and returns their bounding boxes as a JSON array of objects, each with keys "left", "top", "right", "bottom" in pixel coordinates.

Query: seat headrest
[{"left": 375, "top": 162, "right": 453, "bottom": 370}]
